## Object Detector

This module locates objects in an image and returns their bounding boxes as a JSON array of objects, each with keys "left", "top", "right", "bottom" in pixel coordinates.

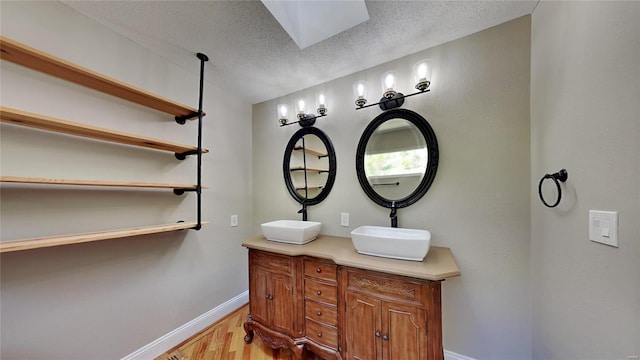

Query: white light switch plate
[
  {"left": 341, "top": 212, "right": 349, "bottom": 227},
  {"left": 589, "top": 210, "right": 618, "bottom": 247},
  {"left": 230, "top": 215, "right": 238, "bottom": 227}
]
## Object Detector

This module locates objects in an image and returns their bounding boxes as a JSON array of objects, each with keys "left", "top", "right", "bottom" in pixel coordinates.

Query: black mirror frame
[
  {"left": 283, "top": 127, "right": 337, "bottom": 206},
  {"left": 355, "top": 108, "right": 439, "bottom": 209}
]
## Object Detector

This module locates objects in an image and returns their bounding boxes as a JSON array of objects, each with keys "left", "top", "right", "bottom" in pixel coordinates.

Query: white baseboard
[
  {"left": 121, "top": 290, "right": 249, "bottom": 360},
  {"left": 445, "top": 349, "right": 477, "bottom": 360}
]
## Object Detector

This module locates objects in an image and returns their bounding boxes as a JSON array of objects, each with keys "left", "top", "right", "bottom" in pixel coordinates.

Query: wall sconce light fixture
[
  {"left": 279, "top": 93, "right": 328, "bottom": 127},
  {"left": 354, "top": 59, "right": 432, "bottom": 111}
]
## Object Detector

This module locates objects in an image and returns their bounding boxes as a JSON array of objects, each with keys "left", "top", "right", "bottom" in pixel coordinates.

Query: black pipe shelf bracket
[
  {"left": 538, "top": 169, "right": 568, "bottom": 208},
  {"left": 175, "top": 149, "right": 199, "bottom": 160}
]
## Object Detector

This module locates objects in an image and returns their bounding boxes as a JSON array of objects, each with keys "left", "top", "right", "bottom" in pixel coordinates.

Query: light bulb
[
  {"left": 385, "top": 73, "right": 395, "bottom": 91},
  {"left": 277, "top": 103, "right": 289, "bottom": 125},
  {"left": 353, "top": 81, "right": 368, "bottom": 107},
  {"left": 316, "top": 93, "right": 327, "bottom": 115},
  {"left": 381, "top": 71, "right": 398, "bottom": 99},
  {"left": 417, "top": 63, "right": 428, "bottom": 81},
  {"left": 413, "top": 59, "right": 432, "bottom": 91}
]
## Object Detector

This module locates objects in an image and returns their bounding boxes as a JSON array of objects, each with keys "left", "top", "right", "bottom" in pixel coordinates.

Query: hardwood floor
[{"left": 156, "top": 304, "right": 296, "bottom": 360}]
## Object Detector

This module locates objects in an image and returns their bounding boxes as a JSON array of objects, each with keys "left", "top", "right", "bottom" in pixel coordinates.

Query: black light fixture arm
[
  {"left": 280, "top": 113, "right": 327, "bottom": 128},
  {"left": 356, "top": 89, "right": 430, "bottom": 111}
]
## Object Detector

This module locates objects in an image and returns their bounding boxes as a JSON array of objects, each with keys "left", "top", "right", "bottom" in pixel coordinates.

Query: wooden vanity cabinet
[
  {"left": 244, "top": 248, "right": 444, "bottom": 360},
  {"left": 341, "top": 267, "right": 443, "bottom": 360}
]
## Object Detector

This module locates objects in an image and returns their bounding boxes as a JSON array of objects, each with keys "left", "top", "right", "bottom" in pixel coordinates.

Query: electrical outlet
[
  {"left": 341, "top": 212, "right": 349, "bottom": 227},
  {"left": 230, "top": 214, "right": 238, "bottom": 227}
]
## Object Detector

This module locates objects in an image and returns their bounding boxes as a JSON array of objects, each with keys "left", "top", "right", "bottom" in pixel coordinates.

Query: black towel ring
[{"left": 538, "top": 169, "right": 568, "bottom": 208}]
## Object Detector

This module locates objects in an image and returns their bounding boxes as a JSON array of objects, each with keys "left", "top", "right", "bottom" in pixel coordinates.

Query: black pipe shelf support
[{"left": 173, "top": 52, "right": 208, "bottom": 229}]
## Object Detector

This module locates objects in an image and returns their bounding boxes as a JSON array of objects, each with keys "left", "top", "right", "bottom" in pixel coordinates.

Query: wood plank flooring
[{"left": 156, "top": 304, "right": 296, "bottom": 360}]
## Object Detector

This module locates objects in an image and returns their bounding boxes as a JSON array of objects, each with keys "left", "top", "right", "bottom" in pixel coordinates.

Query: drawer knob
[
  {"left": 316, "top": 290, "right": 322, "bottom": 295},
  {"left": 375, "top": 331, "right": 381, "bottom": 337},
  {"left": 317, "top": 311, "right": 322, "bottom": 316},
  {"left": 265, "top": 294, "right": 273, "bottom": 300},
  {"left": 316, "top": 268, "right": 322, "bottom": 273},
  {"left": 317, "top": 332, "right": 322, "bottom": 338},
  {"left": 382, "top": 334, "right": 389, "bottom": 341}
]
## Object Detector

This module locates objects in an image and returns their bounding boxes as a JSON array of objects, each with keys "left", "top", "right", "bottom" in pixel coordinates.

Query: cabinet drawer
[
  {"left": 305, "top": 299, "right": 338, "bottom": 327},
  {"left": 305, "top": 279, "right": 338, "bottom": 305},
  {"left": 250, "top": 250, "right": 292, "bottom": 275},
  {"left": 305, "top": 318, "right": 338, "bottom": 349},
  {"left": 304, "top": 259, "right": 337, "bottom": 282},
  {"left": 347, "top": 270, "right": 422, "bottom": 304}
]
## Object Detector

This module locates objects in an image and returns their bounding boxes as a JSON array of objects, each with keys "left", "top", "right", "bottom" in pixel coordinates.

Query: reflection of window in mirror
[
  {"left": 363, "top": 119, "right": 429, "bottom": 201},
  {"left": 365, "top": 149, "right": 427, "bottom": 177}
]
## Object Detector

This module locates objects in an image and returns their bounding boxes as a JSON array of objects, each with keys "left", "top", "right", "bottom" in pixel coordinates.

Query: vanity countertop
[{"left": 242, "top": 234, "right": 460, "bottom": 281}]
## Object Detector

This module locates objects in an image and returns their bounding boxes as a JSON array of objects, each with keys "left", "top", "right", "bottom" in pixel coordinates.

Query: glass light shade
[
  {"left": 380, "top": 71, "right": 397, "bottom": 98},
  {"left": 295, "top": 98, "right": 306, "bottom": 117},
  {"left": 352, "top": 80, "right": 368, "bottom": 107},
  {"left": 277, "top": 103, "right": 289, "bottom": 125},
  {"left": 413, "top": 59, "right": 432, "bottom": 91},
  {"left": 316, "top": 92, "right": 327, "bottom": 115}
]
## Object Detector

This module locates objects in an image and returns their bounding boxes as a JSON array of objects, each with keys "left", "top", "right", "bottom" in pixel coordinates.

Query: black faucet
[
  {"left": 390, "top": 201, "right": 397, "bottom": 228},
  {"left": 298, "top": 201, "right": 308, "bottom": 221}
]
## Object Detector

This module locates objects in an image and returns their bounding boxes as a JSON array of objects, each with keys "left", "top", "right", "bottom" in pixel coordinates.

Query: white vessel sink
[
  {"left": 261, "top": 220, "right": 322, "bottom": 244},
  {"left": 351, "top": 225, "right": 431, "bottom": 261}
]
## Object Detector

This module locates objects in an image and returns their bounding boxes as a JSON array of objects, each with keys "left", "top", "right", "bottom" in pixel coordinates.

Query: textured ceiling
[{"left": 63, "top": 0, "right": 538, "bottom": 104}]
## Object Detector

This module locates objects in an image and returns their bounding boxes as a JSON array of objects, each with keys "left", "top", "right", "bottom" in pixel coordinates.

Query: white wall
[
  {"left": 531, "top": 2, "right": 640, "bottom": 359},
  {"left": 0, "top": 2, "right": 252, "bottom": 359},
  {"left": 253, "top": 17, "right": 532, "bottom": 359}
]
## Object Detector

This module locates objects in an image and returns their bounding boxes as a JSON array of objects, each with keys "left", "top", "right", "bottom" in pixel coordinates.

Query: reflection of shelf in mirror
[
  {"left": 0, "top": 221, "right": 210, "bottom": 253},
  {"left": 290, "top": 166, "right": 329, "bottom": 173},
  {"left": 295, "top": 185, "right": 323, "bottom": 191},
  {"left": 0, "top": 107, "right": 209, "bottom": 155},
  {"left": 0, "top": 176, "right": 208, "bottom": 191},
  {"left": 294, "top": 145, "right": 328, "bottom": 158}
]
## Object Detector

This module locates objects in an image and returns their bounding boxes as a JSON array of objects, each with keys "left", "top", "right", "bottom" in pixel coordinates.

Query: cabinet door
[
  {"left": 270, "top": 272, "right": 295, "bottom": 336},
  {"left": 249, "top": 266, "right": 270, "bottom": 325},
  {"left": 382, "top": 302, "right": 427, "bottom": 360},
  {"left": 344, "top": 291, "right": 381, "bottom": 360}
]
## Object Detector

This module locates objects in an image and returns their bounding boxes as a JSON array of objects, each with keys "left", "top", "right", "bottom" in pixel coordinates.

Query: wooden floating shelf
[
  {"left": 0, "top": 36, "right": 201, "bottom": 120},
  {"left": 0, "top": 176, "right": 208, "bottom": 190},
  {"left": 294, "top": 146, "right": 327, "bottom": 158},
  {"left": 0, "top": 107, "right": 209, "bottom": 155},
  {"left": 0, "top": 221, "right": 210, "bottom": 253},
  {"left": 290, "top": 166, "right": 329, "bottom": 173}
]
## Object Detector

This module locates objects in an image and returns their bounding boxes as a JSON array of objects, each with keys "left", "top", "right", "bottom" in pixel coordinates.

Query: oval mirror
[
  {"left": 283, "top": 127, "right": 337, "bottom": 206},
  {"left": 356, "top": 109, "right": 438, "bottom": 208}
]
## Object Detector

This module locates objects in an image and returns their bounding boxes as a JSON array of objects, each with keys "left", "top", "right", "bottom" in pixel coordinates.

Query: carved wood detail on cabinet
[{"left": 244, "top": 249, "right": 444, "bottom": 360}]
